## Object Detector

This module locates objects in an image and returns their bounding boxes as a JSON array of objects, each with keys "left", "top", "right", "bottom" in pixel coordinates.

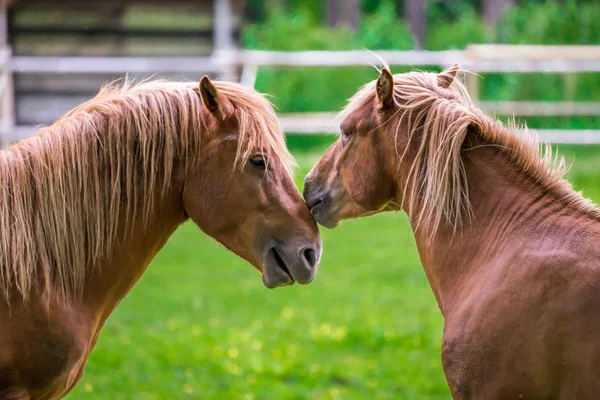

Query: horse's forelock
[{"left": 214, "top": 81, "right": 295, "bottom": 175}]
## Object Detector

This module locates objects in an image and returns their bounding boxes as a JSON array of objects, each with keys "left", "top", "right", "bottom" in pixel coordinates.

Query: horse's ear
[
  {"left": 199, "top": 76, "right": 233, "bottom": 120},
  {"left": 376, "top": 67, "right": 394, "bottom": 108},
  {"left": 437, "top": 64, "right": 460, "bottom": 89}
]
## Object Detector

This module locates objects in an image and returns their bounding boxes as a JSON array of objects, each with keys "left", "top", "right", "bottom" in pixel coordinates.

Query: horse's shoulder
[{"left": 0, "top": 301, "right": 91, "bottom": 398}]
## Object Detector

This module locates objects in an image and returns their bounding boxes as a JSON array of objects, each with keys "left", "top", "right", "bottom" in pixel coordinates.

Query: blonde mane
[
  {"left": 0, "top": 79, "right": 292, "bottom": 302},
  {"left": 342, "top": 69, "right": 599, "bottom": 237}
]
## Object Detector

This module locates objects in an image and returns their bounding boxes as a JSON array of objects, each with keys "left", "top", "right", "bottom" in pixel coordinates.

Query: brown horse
[
  {"left": 0, "top": 76, "right": 321, "bottom": 399},
  {"left": 304, "top": 65, "right": 600, "bottom": 399}
]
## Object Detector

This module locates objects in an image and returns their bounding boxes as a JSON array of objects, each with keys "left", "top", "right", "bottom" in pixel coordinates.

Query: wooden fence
[{"left": 2, "top": 44, "right": 600, "bottom": 146}]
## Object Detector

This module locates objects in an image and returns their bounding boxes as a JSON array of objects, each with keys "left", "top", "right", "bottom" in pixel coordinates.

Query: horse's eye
[
  {"left": 249, "top": 155, "right": 266, "bottom": 168},
  {"left": 341, "top": 128, "right": 351, "bottom": 140}
]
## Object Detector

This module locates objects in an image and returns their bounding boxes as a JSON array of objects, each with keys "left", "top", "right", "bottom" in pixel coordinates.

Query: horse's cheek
[{"left": 342, "top": 163, "right": 380, "bottom": 210}]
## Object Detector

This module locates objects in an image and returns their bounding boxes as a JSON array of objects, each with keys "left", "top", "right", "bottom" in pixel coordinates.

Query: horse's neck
[
  {"left": 405, "top": 143, "right": 582, "bottom": 315},
  {"left": 79, "top": 177, "right": 187, "bottom": 320}
]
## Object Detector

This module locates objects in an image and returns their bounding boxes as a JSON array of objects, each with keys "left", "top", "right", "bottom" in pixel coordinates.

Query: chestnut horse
[
  {"left": 0, "top": 76, "right": 321, "bottom": 399},
  {"left": 304, "top": 65, "right": 600, "bottom": 399}
]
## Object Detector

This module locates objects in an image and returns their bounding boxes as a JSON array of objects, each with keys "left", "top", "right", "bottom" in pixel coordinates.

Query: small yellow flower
[
  {"left": 227, "top": 347, "right": 239, "bottom": 358},
  {"left": 182, "top": 383, "right": 194, "bottom": 394},
  {"left": 251, "top": 339, "right": 263, "bottom": 351},
  {"left": 84, "top": 383, "right": 93, "bottom": 392},
  {"left": 281, "top": 306, "right": 294, "bottom": 320},
  {"left": 225, "top": 362, "right": 242, "bottom": 375},
  {"left": 332, "top": 326, "right": 348, "bottom": 341}
]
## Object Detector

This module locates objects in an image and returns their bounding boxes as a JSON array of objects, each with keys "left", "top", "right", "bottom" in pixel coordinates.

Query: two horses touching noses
[
  {"left": 2, "top": 62, "right": 600, "bottom": 400},
  {"left": 0, "top": 76, "right": 320, "bottom": 399},
  {"left": 305, "top": 65, "right": 600, "bottom": 399}
]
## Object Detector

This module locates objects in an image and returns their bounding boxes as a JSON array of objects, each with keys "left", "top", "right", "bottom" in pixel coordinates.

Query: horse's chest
[
  {"left": 440, "top": 309, "right": 557, "bottom": 400},
  {"left": 441, "top": 324, "right": 535, "bottom": 399},
  {"left": 0, "top": 316, "right": 90, "bottom": 399}
]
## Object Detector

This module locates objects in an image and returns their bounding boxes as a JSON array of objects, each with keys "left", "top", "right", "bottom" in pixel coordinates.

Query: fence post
[
  {"left": 463, "top": 45, "right": 480, "bottom": 104},
  {"left": 0, "top": 4, "right": 15, "bottom": 148},
  {"left": 465, "top": 72, "right": 480, "bottom": 104},
  {"left": 213, "top": 0, "right": 236, "bottom": 81},
  {"left": 564, "top": 73, "right": 576, "bottom": 102}
]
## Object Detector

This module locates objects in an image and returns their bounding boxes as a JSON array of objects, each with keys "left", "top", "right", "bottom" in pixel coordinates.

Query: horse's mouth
[
  {"left": 273, "top": 248, "right": 294, "bottom": 280},
  {"left": 307, "top": 194, "right": 339, "bottom": 229},
  {"left": 262, "top": 248, "right": 295, "bottom": 288},
  {"left": 310, "top": 202, "right": 339, "bottom": 229}
]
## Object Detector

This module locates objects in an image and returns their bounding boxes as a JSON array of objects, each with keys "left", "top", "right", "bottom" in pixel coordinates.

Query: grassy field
[{"left": 68, "top": 136, "right": 600, "bottom": 400}]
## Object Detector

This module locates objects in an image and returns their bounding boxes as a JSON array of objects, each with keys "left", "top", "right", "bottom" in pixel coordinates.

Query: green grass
[{"left": 68, "top": 136, "right": 600, "bottom": 400}]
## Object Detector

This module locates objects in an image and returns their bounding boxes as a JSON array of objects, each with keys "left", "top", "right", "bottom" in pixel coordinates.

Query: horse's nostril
[
  {"left": 306, "top": 197, "right": 322, "bottom": 210},
  {"left": 301, "top": 248, "right": 317, "bottom": 269}
]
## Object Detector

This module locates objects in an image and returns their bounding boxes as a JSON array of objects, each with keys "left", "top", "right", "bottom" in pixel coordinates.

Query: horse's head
[
  {"left": 304, "top": 65, "right": 461, "bottom": 229},
  {"left": 183, "top": 77, "right": 321, "bottom": 288}
]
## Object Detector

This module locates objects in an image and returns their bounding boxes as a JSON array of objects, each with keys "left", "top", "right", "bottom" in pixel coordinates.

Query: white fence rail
[
  {"left": 249, "top": 45, "right": 600, "bottom": 142},
  {"left": 11, "top": 56, "right": 224, "bottom": 74},
  {"left": 278, "top": 113, "right": 600, "bottom": 145},
  {"left": 2, "top": 45, "right": 600, "bottom": 146}
]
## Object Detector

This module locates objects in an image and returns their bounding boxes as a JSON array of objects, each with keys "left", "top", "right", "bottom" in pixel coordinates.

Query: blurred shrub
[
  {"left": 425, "top": 5, "right": 489, "bottom": 50},
  {"left": 243, "top": 0, "right": 600, "bottom": 129},
  {"left": 243, "top": 7, "right": 352, "bottom": 51},
  {"left": 242, "top": 1, "right": 413, "bottom": 113},
  {"left": 353, "top": 1, "right": 414, "bottom": 50},
  {"left": 497, "top": 0, "right": 600, "bottom": 45},
  {"left": 480, "top": 0, "right": 600, "bottom": 119}
]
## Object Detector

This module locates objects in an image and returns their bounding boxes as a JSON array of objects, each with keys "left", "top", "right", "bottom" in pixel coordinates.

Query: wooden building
[{"left": 0, "top": 0, "right": 245, "bottom": 146}]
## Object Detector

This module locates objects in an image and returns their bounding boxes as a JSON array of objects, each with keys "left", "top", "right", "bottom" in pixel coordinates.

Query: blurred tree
[
  {"left": 326, "top": 0, "right": 360, "bottom": 31},
  {"left": 354, "top": 0, "right": 414, "bottom": 49},
  {"left": 287, "top": 0, "right": 324, "bottom": 21},
  {"left": 361, "top": 0, "right": 403, "bottom": 15},
  {"left": 482, "top": 0, "right": 513, "bottom": 25},
  {"left": 405, "top": 0, "right": 426, "bottom": 48},
  {"left": 427, "top": 0, "right": 482, "bottom": 22},
  {"left": 245, "top": 0, "right": 266, "bottom": 21},
  {"left": 425, "top": 4, "right": 489, "bottom": 49}
]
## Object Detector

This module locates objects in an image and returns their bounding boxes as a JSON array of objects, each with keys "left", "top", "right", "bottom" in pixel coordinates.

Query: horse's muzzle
[
  {"left": 262, "top": 244, "right": 320, "bottom": 289},
  {"left": 303, "top": 181, "right": 339, "bottom": 229}
]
